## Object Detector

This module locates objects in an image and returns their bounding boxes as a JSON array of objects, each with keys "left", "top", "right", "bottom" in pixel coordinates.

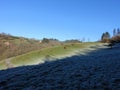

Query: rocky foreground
[{"left": 0, "top": 44, "right": 120, "bottom": 90}]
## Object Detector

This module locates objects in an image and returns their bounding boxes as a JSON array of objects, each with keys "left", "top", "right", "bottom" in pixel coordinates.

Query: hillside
[
  {"left": 0, "top": 33, "right": 61, "bottom": 61},
  {"left": 0, "top": 43, "right": 120, "bottom": 89},
  {"left": 0, "top": 41, "right": 99, "bottom": 70},
  {"left": 0, "top": 33, "right": 85, "bottom": 70}
]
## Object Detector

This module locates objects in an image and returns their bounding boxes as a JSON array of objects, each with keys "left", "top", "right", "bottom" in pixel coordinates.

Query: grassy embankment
[
  {"left": 0, "top": 60, "right": 6, "bottom": 69},
  {"left": 0, "top": 42, "right": 100, "bottom": 70}
]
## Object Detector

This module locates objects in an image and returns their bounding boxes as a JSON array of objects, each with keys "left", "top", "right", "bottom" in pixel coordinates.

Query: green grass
[
  {"left": 0, "top": 60, "right": 7, "bottom": 70},
  {"left": 0, "top": 42, "right": 101, "bottom": 69},
  {"left": 11, "top": 42, "right": 99, "bottom": 66}
]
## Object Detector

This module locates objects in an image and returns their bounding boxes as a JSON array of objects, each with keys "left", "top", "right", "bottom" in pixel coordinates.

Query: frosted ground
[{"left": 0, "top": 43, "right": 120, "bottom": 90}]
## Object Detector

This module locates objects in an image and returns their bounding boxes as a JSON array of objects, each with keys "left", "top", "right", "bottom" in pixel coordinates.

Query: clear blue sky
[{"left": 0, "top": 0, "right": 120, "bottom": 41}]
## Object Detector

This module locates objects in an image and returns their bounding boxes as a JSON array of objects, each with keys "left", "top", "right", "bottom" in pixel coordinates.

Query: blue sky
[{"left": 0, "top": 0, "right": 120, "bottom": 41}]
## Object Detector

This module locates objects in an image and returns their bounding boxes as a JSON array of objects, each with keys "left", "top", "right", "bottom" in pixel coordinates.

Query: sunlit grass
[
  {"left": 11, "top": 42, "right": 99, "bottom": 67},
  {"left": 0, "top": 60, "right": 7, "bottom": 70},
  {"left": 0, "top": 42, "right": 100, "bottom": 69}
]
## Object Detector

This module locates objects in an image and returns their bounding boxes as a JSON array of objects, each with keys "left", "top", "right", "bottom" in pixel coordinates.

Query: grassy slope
[
  {"left": 0, "top": 60, "right": 7, "bottom": 69},
  {"left": 0, "top": 42, "right": 100, "bottom": 69},
  {"left": 0, "top": 34, "right": 62, "bottom": 61}
]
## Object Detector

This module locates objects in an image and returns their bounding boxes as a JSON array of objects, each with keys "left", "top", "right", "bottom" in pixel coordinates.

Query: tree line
[{"left": 101, "top": 28, "right": 120, "bottom": 43}]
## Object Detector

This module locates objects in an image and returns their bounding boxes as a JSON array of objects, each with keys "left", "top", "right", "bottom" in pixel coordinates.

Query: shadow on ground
[{"left": 0, "top": 46, "right": 120, "bottom": 90}]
